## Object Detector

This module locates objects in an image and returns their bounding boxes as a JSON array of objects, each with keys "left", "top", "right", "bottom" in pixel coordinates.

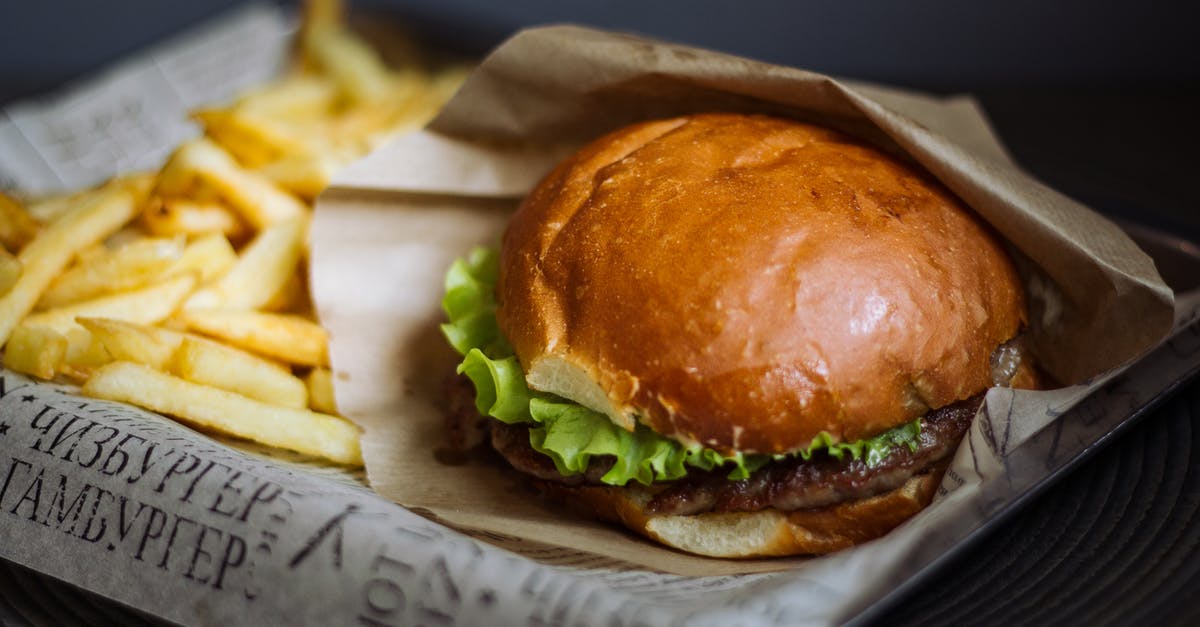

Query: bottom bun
[{"left": 533, "top": 462, "right": 947, "bottom": 558}]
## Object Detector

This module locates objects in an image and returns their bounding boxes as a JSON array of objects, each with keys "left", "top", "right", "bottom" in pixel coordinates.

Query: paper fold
[{"left": 312, "top": 25, "right": 1173, "bottom": 576}]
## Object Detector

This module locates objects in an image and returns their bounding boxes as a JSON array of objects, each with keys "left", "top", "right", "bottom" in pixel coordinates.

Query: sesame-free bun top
[{"left": 496, "top": 113, "right": 1025, "bottom": 455}]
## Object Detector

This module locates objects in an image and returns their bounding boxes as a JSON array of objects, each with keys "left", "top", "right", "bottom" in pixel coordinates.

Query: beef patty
[{"left": 446, "top": 375, "right": 978, "bottom": 515}]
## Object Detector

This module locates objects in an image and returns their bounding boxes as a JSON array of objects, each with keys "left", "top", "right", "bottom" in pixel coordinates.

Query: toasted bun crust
[
  {"left": 497, "top": 113, "right": 1025, "bottom": 454},
  {"left": 534, "top": 465, "right": 944, "bottom": 558}
]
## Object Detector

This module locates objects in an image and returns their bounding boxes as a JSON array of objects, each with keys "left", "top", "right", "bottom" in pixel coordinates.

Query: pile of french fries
[{"left": 0, "top": 0, "right": 468, "bottom": 467}]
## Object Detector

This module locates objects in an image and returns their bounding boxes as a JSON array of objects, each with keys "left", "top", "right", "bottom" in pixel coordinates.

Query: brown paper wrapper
[{"left": 311, "top": 26, "right": 1173, "bottom": 576}]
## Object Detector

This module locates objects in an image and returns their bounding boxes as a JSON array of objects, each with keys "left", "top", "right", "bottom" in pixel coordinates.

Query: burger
[{"left": 440, "top": 112, "right": 1038, "bottom": 558}]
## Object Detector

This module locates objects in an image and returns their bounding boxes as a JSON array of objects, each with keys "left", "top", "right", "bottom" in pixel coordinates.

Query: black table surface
[{"left": 2, "top": 2, "right": 1199, "bottom": 625}]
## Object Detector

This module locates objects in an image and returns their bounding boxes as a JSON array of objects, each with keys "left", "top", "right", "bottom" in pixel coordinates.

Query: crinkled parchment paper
[{"left": 311, "top": 25, "right": 1173, "bottom": 576}]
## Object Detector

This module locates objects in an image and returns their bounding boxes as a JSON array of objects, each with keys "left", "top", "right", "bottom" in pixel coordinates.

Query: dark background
[
  {"left": 3, "top": 0, "right": 1198, "bottom": 93},
  {"left": 2, "top": 1, "right": 1199, "bottom": 625},
  {"left": 2, "top": 0, "right": 1198, "bottom": 240}
]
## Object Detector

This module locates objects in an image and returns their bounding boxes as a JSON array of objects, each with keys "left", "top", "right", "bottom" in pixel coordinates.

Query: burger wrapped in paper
[{"left": 440, "top": 112, "right": 1039, "bottom": 558}]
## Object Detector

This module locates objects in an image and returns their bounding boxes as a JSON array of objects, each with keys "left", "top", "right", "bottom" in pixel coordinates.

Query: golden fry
[
  {"left": 255, "top": 152, "right": 346, "bottom": 199},
  {"left": 172, "top": 336, "right": 308, "bottom": 408},
  {"left": 180, "top": 309, "right": 328, "bottom": 367},
  {"left": 193, "top": 108, "right": 279, "bottom": 168},
  {"left": 103, "top": 224, "right": 150, "bottom": 250},
  {"left": 83, "top": 362, "right": 362, "bottom": 465},
  {"left": 36, "top": 174, "right": 157, "bottom": 228},
  {"left": 78, "top": 317, "right": 185, "bottom": 370},
  {"left": 23, "top": 274, "right": 196, "bottom": 337},
  {"left": 233, "top": 75, "right": 338, "bottom": 119},
  {"left": 305, "top": 24, "right": 394, "bottom": 104},
  {"left": 300, "top": 0, "right": 345, "bottom": 56},
  {"left": 38, "top": 236, "right": 185, "bottom": 309},
  {"left": 159, "top": 139, "right": 308, "bottom": 229},
  {"left": 326, "top": 92, "right": 427, "bottom": 149},
  {"left": 4, "top": 324, "right": 67, "bottom": 380},
  {"left": 26, "top": 192, "right": 82, "bottom": 224},
  {"left": 0, "top": 250, "right": 20, "bottom": 296},
  {"left": 305, "top": 367, "right": 338, "bottom": 414},
  {"left": 140, "top": 196, "right": 249, "bottom": 240},
  {"left": 163, "top": 232, "right": 238, "bottom": 284},
  {"left": 185, "top": 217, "right": 306, "bottom": 310},
  {"left": 0, "top": 185, "right": 138, "bottom": 346},
  {"left": 114, "top": 173, "right": 156, "bottom": 199},
  {"left": 0, "top": 8, "right": 477, "bottom": 466},
  {"left": 0, "top": 192, "right": 40, "bottom": 252},
  {"left": 431, "top": 63, "right": 473, "bottom": 100},
  {"left": 194, "top": 108, "right": 321, "bottom": 169},
  {"left": 262, "top": 271, "right": 309, "bottom": 313},
  {"left": 60, "top": 328, "right": 113, "bottom": 381}
]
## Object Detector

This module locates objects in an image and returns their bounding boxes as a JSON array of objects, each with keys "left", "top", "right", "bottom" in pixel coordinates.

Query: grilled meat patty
[{"left": 447, "top": 375, "right": 977, "bottom": 515}]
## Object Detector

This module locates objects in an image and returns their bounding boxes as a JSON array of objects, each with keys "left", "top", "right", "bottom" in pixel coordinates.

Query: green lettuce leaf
[
  {"left": 457, "top": 350, "right": 532, "bottom": 424},
  {"left": 441, "top": 247, "right": 922, "bottom": 486},
  {"left": 440, "top": 248, "right": 510, "bottom": 358}
]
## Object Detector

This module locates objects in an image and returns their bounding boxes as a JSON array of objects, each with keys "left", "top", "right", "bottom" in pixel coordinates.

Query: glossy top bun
[{"left": 496, "top": 113, "right": 1025, "bottom": 455}]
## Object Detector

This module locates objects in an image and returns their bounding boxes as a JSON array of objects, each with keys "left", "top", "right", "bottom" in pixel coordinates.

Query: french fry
[
  {"left": 113, "top": 172, "right": 156, "bottom": 200},
  {"left": 60, "top": 328, "right": 113, "bottom": 381},
  {"left": 305, "top": 367, "right": 338, "bottom": 414},
  {"left": 140, "top": 196, "right": 249, "bottom": 240},
  {"left": 185, "top": 217, "right": 305, "bottom": 310},
  {"left": 23, "top": 274, "right": 196, "bottom": 338},
  {"left": 72, "top": 242, "right": 111, "bottom": 266},
  {"left": 26, "top": 175, "right": 151, "bottom": 226},
  {"left": 163, "top": 232, "right": 238, "bottom": 283},
  {"left": 255, "top": 152, "right": 346, "bottom": 199},
  {"left": 0, "top": 192, "right": 40, "bottom": 251},
  {"left": 0, "top": 250, "right": 20, "bottom": 296},
  {"left": 180, "top": 309, "right": 328, "bottom": 366},
  {"left": 430, "top": 63, "right": 472, "bottom": 101},
  {"left": 82, "top": 362, "right": 361, "bottom": 465},
  {"left": 4, "top": 324, "right": 67, "bottom": 380},
  {"left": 0, "top": 185, "right": 138, "bottom": 346},
  {"left": 172, "top": 336, "right": 308, "bottom": 408},
  {"left": 232, "top": 75, "right": 338, "bottom": 119},
  {"left": 78, "top": 317, "right": 184, "bottom": 370},
  {"left": 103, "top": 225, "right": 150, "bottom": 250},
  {"left": 26, "top": 192, "right": 81, "bottom": 225},
  {"left": 159, "top": 139, "right": 307, "bottom": 229},
  {"left": 0, "top": 3, "right": 476, "bottom": 468},
  {"left": 305, "top": 24, "right": 394, "bottom": 104},
  {"left": 325, "top": 91, "right": 428, "bottom": 149},
  {"left": 262, "top": 271, "right": 309, "bottom": 313},
  {"left": 299, "top": 0, "right": 345, "bottom": 66},
  {"left": 38, "top": 236, "right": 185, "bottom": 309},
  {"left": 193, "top": 108, "right": 321, "bottom": 169}
]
